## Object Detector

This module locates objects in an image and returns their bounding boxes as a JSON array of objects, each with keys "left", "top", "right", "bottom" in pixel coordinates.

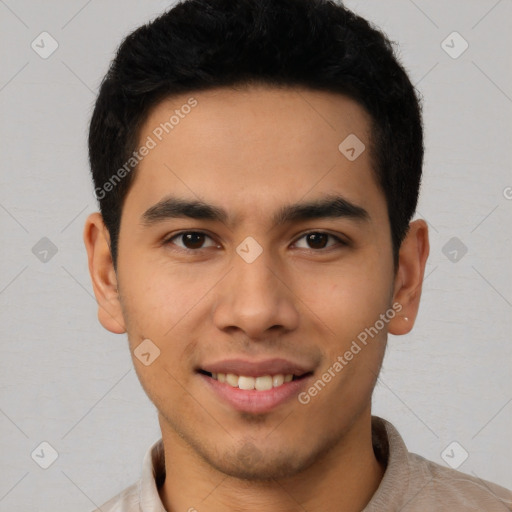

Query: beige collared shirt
[{"left": 92, "top": 416, "right": 512, "bottom": 511}]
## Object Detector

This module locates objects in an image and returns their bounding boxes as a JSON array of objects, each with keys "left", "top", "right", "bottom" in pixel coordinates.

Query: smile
[{"left": 204, "top": 372, "right": 297, "bottom": 391}]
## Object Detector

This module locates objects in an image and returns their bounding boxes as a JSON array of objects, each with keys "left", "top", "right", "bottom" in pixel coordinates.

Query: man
[{"left": 83, "top": 0, "right": 512, "bottom": 510}]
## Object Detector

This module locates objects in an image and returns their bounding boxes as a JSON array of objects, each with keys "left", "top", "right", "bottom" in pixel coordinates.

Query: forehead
[{"left": 124, "top": 85, "right": 384, "bottom": 224}]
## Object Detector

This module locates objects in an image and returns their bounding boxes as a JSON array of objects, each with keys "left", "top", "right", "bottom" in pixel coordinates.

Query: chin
[
  {"left": 202, "top": 442, "right": 319, "bottom": 482},
  {"left": 213, "top": 457, "right": 302, "bottom": 481}
]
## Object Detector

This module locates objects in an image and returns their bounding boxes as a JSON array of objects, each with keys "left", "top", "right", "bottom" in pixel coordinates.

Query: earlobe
[
  {"left": 83, "top": 212, "right": 126, "bottom": 334},
  {"left": 388, "top": 219, "right": 429, "bottom": 336}
]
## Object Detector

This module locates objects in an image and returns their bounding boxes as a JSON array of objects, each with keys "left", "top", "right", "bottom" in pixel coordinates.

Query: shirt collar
[
  {"left": 139, "top": 437, "right": 167, "bottom": 511},
  {"left": 362, "top": 416, "right": 411, "bottom": 511}
]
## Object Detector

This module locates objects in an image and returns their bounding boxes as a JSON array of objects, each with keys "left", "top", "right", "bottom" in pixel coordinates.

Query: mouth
[
  {"left": 196, "top": 359, "right": 315, "bottom": 414},
  {"left": 197, "top": 370, "right": 311, "bottom": 391}
]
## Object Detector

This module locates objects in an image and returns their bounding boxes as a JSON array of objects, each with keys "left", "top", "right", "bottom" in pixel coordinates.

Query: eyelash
[{"left": 162, "top": 230, "right": 348, "bottom": 253}]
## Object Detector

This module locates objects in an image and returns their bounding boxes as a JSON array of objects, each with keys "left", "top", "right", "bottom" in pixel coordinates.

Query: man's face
[{"left": 114, "top": 85, "right": 396, "bottom": 479}]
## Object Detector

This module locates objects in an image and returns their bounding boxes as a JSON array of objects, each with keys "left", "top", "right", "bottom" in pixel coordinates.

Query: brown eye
[
  {"left": 166, "top": 231, "right": 217, "bottom": 251},
  {"left": 181, "top": 232, "right": 206, "bottom": 249},
  {"left": 294, "top": 231, "right": 345, "bottom": 250},
  {"left": 305, "top": 233, "right": 329, "bottom": 249}
]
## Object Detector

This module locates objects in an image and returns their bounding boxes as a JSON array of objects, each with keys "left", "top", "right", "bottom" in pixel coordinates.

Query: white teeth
[
  {"left": 212, "top": 372, "right": 295, "bottom": 390},
  {"left": 238, "top": 376, "right": 255, "bottom": 390},
  {"left": 226, "top": 373, "right": 239, "bottom": 387},
  {"left": 255, "top": 375, "right": 273, "bottom": 391},
  {"left": 272, "top": 374, "right": 284, "bottom": 387}
]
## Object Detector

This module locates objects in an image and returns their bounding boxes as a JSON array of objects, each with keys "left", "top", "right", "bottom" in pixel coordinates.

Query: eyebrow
[{"left": 141, "top": 194, "right": 370, "bottom": 228}]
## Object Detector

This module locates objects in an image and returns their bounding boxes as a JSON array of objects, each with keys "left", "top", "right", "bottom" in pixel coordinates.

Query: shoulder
[
  {"left": 368, "top": 417, "right": 512, "bottom": 511},
  {"left": 406, "top": 452, "right": 512, "bottom": 511}
]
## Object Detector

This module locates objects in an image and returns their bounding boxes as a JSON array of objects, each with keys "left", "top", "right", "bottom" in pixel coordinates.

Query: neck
[{"left": 158, "top": 409, "right": 384, "bottom": 512}]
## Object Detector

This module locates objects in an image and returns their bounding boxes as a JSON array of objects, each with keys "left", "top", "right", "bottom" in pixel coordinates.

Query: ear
[
  {"left": 388, "top": 219, "right": 429, "bottom": 335},
  {"left": 83, "top": 212, "right": 126, "bottom": 334}
]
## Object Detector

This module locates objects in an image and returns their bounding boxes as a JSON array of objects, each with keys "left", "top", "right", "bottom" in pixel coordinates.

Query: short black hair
[{"left": 88, "top": 0, "right": 424, "bottom": 270}]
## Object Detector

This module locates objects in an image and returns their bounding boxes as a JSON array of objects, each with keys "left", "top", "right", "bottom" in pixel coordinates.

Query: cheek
[
  {"left": 118, "top": 263, "right": 201, "bottom": 347},
  {"left": 296, "top": 253, "right": 394, "bottom": 339},
  {"left": 118, "top": 266, "right": 202, "bottom": 405},
  {"left": 117, "top": 233, "right": 194, "bottom": 315}
]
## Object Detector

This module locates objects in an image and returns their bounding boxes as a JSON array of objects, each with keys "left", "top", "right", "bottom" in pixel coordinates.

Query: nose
[{"left": 212, "top": 246, "right": 300, "bottom": 340}]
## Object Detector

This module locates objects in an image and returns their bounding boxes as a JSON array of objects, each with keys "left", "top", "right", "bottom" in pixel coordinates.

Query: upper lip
[{"left": 199, "top": 358, "right": 313, "bottom": 378}]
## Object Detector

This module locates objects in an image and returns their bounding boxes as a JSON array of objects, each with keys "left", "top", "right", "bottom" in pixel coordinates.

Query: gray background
[{"left": 0, "top": 0, "right": 511, "bottom": 510}]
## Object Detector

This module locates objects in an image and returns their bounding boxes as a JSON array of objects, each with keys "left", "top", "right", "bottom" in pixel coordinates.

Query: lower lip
[{"left": 200, "top": 373, "right": 312, "bottom": 414}]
